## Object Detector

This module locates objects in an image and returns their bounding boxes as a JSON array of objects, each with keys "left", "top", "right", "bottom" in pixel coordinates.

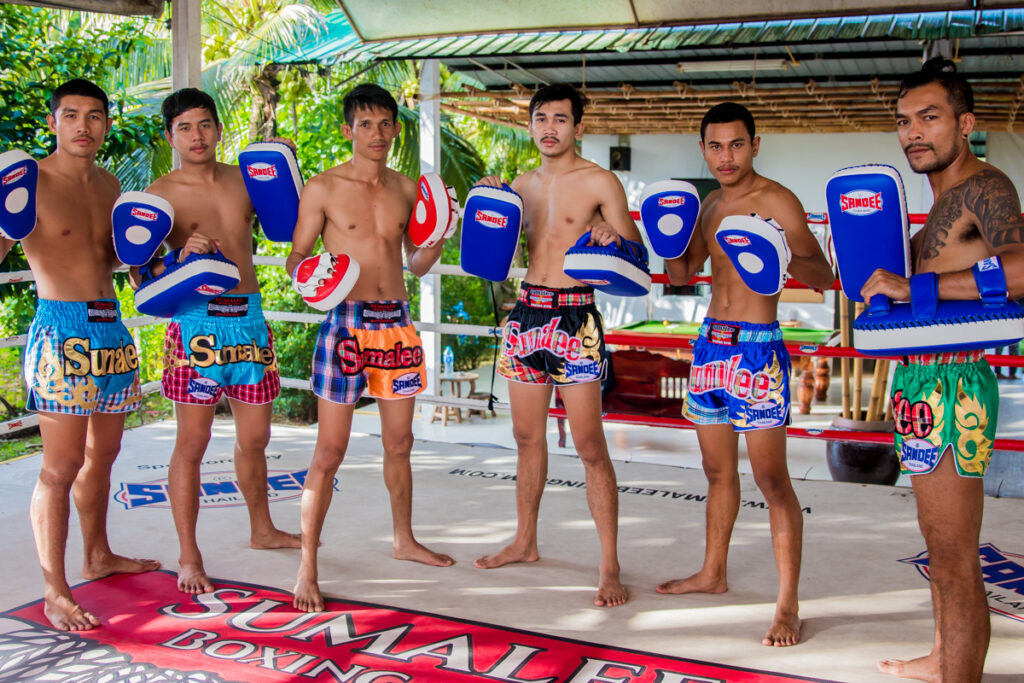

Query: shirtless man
[
  {"left": 658, "top": 102, "right": 834, "bottom": 646},
  {"left": 0, "top": 79, "right": 160, "bottom": 630},
  {"left": 285, "top": 83, "right": 454, "bottom": 612},
  {"left": 140, "top": 88, "right": 299, "bottom": 595},
  {"left": 865, "top": 59, "right": 1024, "bottom": 683},
  {"left": 472, "top": 83, "right": 637, "bottom": 608}
]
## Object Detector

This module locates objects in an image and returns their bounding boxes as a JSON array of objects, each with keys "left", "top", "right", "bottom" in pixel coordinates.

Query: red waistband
[
  {"left": 517, "top": 285, "right": 594, "bottom": 309},
  {"left": 905, "top": 349, "right": 988, "bottom": 365}
]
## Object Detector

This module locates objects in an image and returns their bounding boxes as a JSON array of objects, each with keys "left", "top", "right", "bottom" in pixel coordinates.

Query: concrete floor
[{"left": 1, "top": 416, "right": 1022, "bottom": 682}]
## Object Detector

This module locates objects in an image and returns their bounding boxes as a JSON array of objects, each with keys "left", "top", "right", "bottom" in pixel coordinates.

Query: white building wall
[{"left": 581, "top": 131, "right": 1024, "bottom": 330}]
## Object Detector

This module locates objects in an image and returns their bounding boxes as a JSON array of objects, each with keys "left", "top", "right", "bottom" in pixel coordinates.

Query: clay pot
[{"left": 826, "top": 416, "right": 900, "bottom": 486}]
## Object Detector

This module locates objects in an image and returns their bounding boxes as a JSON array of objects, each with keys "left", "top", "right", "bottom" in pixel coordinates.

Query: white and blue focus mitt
[
  {"left": 0, "top": 150, "right": 38, "bottom": 241},
  {"left": 638, "top": 179, "right": 700, "bottom": 259},
  {"left": 112, "top": 191, "right": 174, "bottom": 266},
  {"left": 715, "top": 213, "right": 792, "bottom": 296}
]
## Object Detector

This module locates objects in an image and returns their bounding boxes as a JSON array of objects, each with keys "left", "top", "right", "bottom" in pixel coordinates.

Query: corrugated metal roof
[
  {"left": 275, "top": 8, "right": 1024, "bottom": 136},
  {"left": 277, "top": 9, "right": 1024, "bottom": 65}
]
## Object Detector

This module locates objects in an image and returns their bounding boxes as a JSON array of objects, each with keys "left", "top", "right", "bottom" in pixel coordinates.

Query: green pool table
[{"left": 612, "top": 320, "right": 834, "bottom": 345}]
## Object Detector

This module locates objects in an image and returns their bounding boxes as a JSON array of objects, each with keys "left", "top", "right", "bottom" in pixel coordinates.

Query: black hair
[
  {"left": 161, "top": 88, "right": 220, "bottom": 132},
  {"left": 49, "top": 79, "right": 109, "bottom": 117},
  {"left": 700, "top": 102, "right": 756, "bottom": 142},
  {"left": 529, "top": 84, "right": 586, "bottom": 125},
  {"left": 898, "top": 57, "right": 974, "bottom": 116},
  {"left": 342, "top": 83, "right": 399, "bottom": 126}
]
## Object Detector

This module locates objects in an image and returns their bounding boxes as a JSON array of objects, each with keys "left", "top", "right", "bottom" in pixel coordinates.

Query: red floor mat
[{"left": 1, "top": 571, "right": 837, "bottom": 682}]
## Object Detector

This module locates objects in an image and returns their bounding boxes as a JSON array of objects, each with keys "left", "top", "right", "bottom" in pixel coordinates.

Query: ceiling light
[{"left": 677, "top": 59, "right": 790, "bottom": 74}]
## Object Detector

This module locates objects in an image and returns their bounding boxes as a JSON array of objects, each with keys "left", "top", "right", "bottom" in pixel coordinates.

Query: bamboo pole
[
  {"left": 852, "top": 302, "right": 865, "bottom": 421},
  {"left": 884, "top": 363, "right": 895, "bottom": 422},
  {"left": 866, "top": 359, "right": 886, "bottom": 422},
  {"left": 839, "top": 293, "right": 851, "bottom": 420}
]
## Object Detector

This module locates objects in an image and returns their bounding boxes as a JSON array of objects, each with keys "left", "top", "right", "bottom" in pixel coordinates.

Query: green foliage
[
  {"left": 0, "top": 5, "right": 165, "bottom": 181},
  {"left": 256, "top": 240, "right": 319, "bottom": 421},
  {"left": 0, "top": 281, "right": 35, "bottom": 418},
  {"left": 0, "top": 2, "right": 540, "bottom": 426}
]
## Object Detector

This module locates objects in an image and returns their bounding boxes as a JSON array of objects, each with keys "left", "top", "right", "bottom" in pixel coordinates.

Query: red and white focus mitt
[
  {"left": 408, "top": 173, "right": 458, "bottom": 248},
  {"left": 292, "top": 253, "right": 359, "bottom": 311}
]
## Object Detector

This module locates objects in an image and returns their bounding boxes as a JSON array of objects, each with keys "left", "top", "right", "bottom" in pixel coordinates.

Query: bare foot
[
  {"left": 656, "top": 571, "right": 727, "bottom": 595},
  {"left": 763, "top": 611, "right": 801, "bottom": 647},
  {"left": 474, "top": 542, "right": 539, "bottom": 569},
  {"left": 251, "top": 528, "right": 302, "bottom": 550},
  {"left": 177, "top": 562, "right": 214, "bottom": 594},
  {"left": 43, "top": 593, "right": 99, "bottom": 631},
  {"left": 82, "top": 552, "right": 161, "bottom": 580},
  {"left": 878, "top": 653, "right": 939, "bottom": 682},
  {"left": 394, "top": 541, "right": 455, "bottom": 567},
  {"left": 293, "top": 575, "right": 325, "bottom": 612},
  {"left": 595, "top": 573, "right": 628, "bottom": 607}
]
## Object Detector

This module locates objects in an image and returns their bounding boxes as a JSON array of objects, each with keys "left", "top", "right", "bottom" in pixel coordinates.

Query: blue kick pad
[
  {"left": 0, "top": 150, "right": 38, "bottom": 240},
  {"left": 563, "top": 232, "right": 651, "bottom": 297},
  {"left": 239, "top": 142, "right": 303, "bottom": 242},
  {"left": 460, "top": 184, "right": 523, "bottom": 282},
  {"left": 136, "top": 250, "right": 241, "bottom": 318},
  {"left": 854, "top": 297, "right": 1024, "bottom": 356},
  {"left": 826, "top": 164, "right": 911, "bottom": 302}
]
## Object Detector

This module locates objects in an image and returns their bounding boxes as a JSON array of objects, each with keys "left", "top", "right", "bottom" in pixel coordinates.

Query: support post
[
  {"left": 171, "top": 0, "right": 202, "bottom": 167},
  {"left": 419, "top": 59, "right": 443, "bottom": 395}
]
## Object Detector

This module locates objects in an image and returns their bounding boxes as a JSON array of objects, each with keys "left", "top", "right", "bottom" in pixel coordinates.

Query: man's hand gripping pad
[
  {"left": 292, "top": 253, "right": 360, "bottom": 311},
  {"left": 563, "top": 232, "right": 652, "bottom": 297},
  {"left": 239, "top": 141, "right": 303, "bottom": 242},
  {"left": 638, "top": 179, "right": 700, "bottom": 259},
  {"left": 409, "top": 173, "right": 458, "bottom": 248},
  {"left": 135, "top": 250, "right": 241, "bottom": 318},
  {"left": 715, "top": 214, "right": 792, "bottom": 295},
  {"left": 825, "top": 164, "right": 911, "bottom": 309},
  {"left": 853, "top": 257, "right": 1024, "bottom": 356},
  {"left": 112, "top": 191, "right": 174, "bottom": 266},
  {"left": 460, "top": 184, "right": 524, "bottom": 281},
  {"left": 0, "top": 150, "right": 38, "bottom": 240}
]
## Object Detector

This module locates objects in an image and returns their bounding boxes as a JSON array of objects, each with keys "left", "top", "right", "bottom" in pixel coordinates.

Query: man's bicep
[
  {"left": 291, "top": 185, "right": 327, "bottom": 255},
  {"left": 598, "top": 175, "right": 641, "bottom": 240},
  {"left": 966, "top": 170, "right": 1024, "bottom": 250},
  {"left": 777, "top": 198, "right": 820, "bottom": 257},
  {"left": 0, "top": 237, "right": 14, "bottom": 263}
]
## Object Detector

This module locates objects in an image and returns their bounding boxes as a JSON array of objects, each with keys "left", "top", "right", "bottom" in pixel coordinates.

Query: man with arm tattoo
[{"left": 862, "top": 58, "right": 1024, "bottom": 683}]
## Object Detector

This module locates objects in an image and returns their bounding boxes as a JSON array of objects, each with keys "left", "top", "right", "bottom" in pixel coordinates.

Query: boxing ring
[
  {"left": 4, "top": 219, "right": 1024, "bottom": 451},
  {"left": 2, "top": 228, "right": 1024, "bottom": 680}
]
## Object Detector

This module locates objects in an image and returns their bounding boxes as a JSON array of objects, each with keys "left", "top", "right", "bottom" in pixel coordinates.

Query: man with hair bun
[{"left": 863, "top": 57, "right": 1024, "bottom": 682}]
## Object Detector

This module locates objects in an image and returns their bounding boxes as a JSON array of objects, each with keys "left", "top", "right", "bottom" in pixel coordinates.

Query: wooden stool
[
  {"left": 431, "top": 372, "right": 479, "bottom": 426},
  {"left": 466, "top": 391, "right": 494, "bottom": 418}
]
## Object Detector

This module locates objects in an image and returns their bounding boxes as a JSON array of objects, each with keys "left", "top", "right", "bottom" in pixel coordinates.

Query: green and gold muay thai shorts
[{"left": 890, "top": 350, "right": 999, "bottom": 478}]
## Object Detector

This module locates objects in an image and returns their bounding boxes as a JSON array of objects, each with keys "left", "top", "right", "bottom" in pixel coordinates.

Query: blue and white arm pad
[{"left": 972, "top": 256, "right": 1008, "bottom": 306}]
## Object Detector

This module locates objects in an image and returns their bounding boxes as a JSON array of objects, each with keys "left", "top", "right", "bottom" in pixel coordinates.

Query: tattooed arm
[
  {"left": 942, "top": 168, "right": 1024, "bottom": 300},
  {"left": 863, "top": 168, "right": 1024, "bottom": 303}
]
